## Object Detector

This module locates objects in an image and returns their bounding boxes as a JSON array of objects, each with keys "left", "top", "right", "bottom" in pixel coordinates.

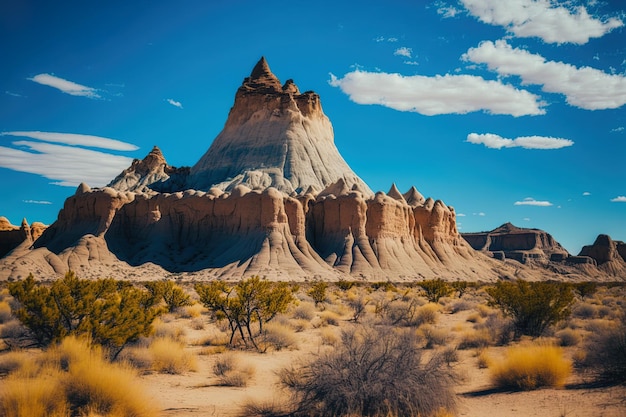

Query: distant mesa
[{"left": 0, "top": 58, "right": 623, "bottom": 282}]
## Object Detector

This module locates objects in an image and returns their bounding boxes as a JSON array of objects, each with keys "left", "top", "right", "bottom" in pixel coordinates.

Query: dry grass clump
[
  {"left": 291, "top": 302, "right": 316, "bottom": 320},
  {"left": 488, "top": 343, "right": 572, "bottom": 390},
  {"left": 0, "top": 337, "right": 157, "bottom": 417},
  {"left": 177, "top": 303, "right": 206, "bottom": 319},
  {"left": 572, "top": 302, "right": 598, "bottom": 319},
  {"left": 213, "top": 354, "right": 256, "bottom": 387},
  {"left": 580, "top": 312, "right": 626, "bottom": 384},
  {"left": 149, "top": 337, "right": 198, "bottom": 374},
  {"left": 419, "top": 325, "right": 449, "bottom": 349},
  {"left": 554, "top": 328, "right": 581, "bottom": 347},
  {"left": 238, "top": 398, "right": 293, "bottom": 417},
  {"left": 0, "top": 300, "right": 12, "bottom": 324},
  {"left": 259, "top": 322, "right": 298, "bottom": 352},
  {"left": 318, "top": 310, "right": 341, "bottom": 327},
  {"left": 319, "top": 327, "right": 340, "bottom": 346},
  {"left": 152, "top": 318, "right": 187, "bottom": 342},
  {"left": 456, "top": 329, "right": 491, "bottom": 350}
]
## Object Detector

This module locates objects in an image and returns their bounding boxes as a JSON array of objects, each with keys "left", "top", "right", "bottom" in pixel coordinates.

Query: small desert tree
[
  {"left": 195, "top": 276, "right": 294, "bottom": 350},
  {"left": 280, "top": 325, "right": 457, "bottom": 417},
  {"left": 485, "top": 280, "right": 574, "bottom": 338},
  {"left": 418, "top": 278, "right": 453, "bottom": 303},
  {"left": 308, "top": 281, "right": 328, "bottom": 307},
  {"left": 9, "top": 272, "right": 162, "bottom": 358},
  {"left": 143, "top": 280, "right": 192, "bottom": 312}
]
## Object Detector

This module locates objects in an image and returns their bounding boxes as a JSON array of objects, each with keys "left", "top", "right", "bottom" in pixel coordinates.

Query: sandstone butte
[{"left": 1, "top": 58, "right": 624, "bottom": 282}]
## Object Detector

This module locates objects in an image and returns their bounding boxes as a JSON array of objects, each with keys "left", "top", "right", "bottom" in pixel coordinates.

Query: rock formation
[
  {"left": 0, "top": 217, "right": 46, "bottom": 258},
  {"left": 462, "top": 222, "right": 569, "bottom": 263},
  {"left": 0, "top": 58, "right": 619, "bottom": 282},
  {"left": 579, "top": 234, "right": 626, "bottom": 276}
]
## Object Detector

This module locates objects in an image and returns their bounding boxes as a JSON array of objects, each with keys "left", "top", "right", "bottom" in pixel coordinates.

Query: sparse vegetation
[
  {"left": 213, "top": 354, "right": 256, "bottom": 387},
  {"left": 307, "top": 281, "right": 328, "bottom": 306},
  {"left": 195, "top": 276, "right": 295, "bottom": 350},
  {"left": 144, "top": 280, "right": 192, "bottom": 313},
  {"left": 418, "top": 279, "right": 453, "bottom": 303},
  {"left": 280, "top": 325, "right": 457, "bottom": 417},
  {"left": 580, "top": 310, "right": 626, "bottom": 384},
  {"left": 8, "top": 272, "right": 162, "bottom": 358},
  {"left": 485, "top": 280, "right": 575, "bottom": 338}
]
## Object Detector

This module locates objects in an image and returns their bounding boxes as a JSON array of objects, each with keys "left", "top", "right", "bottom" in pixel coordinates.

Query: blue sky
[{"left": 1, "top": 0, "right": 624, "bottom": 254}]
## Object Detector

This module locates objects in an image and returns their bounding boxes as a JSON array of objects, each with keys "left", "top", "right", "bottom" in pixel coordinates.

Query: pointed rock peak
[
  {"left": 141, "top": 145, "right": 167, "bottom": 168},
  {"left": 282, "top": 79, "right": 300, "bottom": 95},
  {"left": 403, "top": 186, "right": 425, "bottom": 206},
  {"left": 319, "top": 178, "right": 350, "bottom": 198},
  {"left": 593, "top": 234, "right": 613, "bottom": 247},
  {"left": 387, "top": 183, "right": 406, "bottom": 202},
  {"left": 243, "top": 56, "right": 282, "bottom": 92},
  {"left": 76, "top": 182, "right": 91, "bottom": 195},
  {"left": 20, "top": 218, "right": 29, "bottom": 228},
  {"left": 493, "top": 222, "right": 523, "bottom": 233}
]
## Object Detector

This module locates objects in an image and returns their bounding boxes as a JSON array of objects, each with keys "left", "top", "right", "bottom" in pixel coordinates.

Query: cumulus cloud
[
  {"left": 329, "top": 70, "right": 545, "bottom": 116},
  {"left": 464, "top": 40, "right": 626, "bottom": 110},
  {"left": 166, "top": 98, "right": 183, "bottom": 109},
  {"left": 394, "top": 47, "right": 413, "bottom": 58},
  {"left": 466, "top": 132, "right": 573, "bottom": 149},
  {"left": 611, "top": 196, "right": 626, "bottom": 202},
  {"left": 0, "top": 131, "right": 138, "bottom": 151},
  {"left": 514, "top": 197, "right": 553, "bottom": 206},
  {"left": 460, "top": 0, "right": 623, "bottom": 44},
  {"left": 0, "top": 132, "right": 137, "bottom": 187},
  {"left": 28, "top": 74, "right": 101, "bottom": 99}
]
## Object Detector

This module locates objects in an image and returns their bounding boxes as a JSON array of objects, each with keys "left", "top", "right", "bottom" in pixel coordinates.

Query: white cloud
[
  {"left": 404, "top": 61, "right": 419, "bottom": 66},
  {"left": 460, "top": 0, "right": 623, "bottom": 44},
  {"left": 583, "top": 192, "right": 591, "bottom": 196},
  {"left": 0, "top": 141, "right": 134, "bottom": 187},
  {"left": 464, "top": 40, "right": 626, "bottom": 110},
  {"left": 28, "top": 74, "right": 101, "bottom": 99},
  {"left": 374, "top": 36, "right": 398, "bottom": 42},
  {"left": 329, "top": 70, "right": 545, "bottom": 116},
  {"left": 0, "top": 131, "right": 138, "bottom": 151},
  {"left": 611, "top": 196, "right": 626, "bottom": 202},
  {"left": 611, "top": 126, "right": 624, "bottom": 133},
  {"left": 514, "top": 197, "right": 553, "bottom": 206},
  {"left": 166, "top": 98, "right": 183, "bottom": 109},
  {"left": 466, "top": 132, "right": 573, "bottom": 149},
  {"left": 5, "top": 91, "right": 24, "bottom": 97},
  {"left": 394, "top": 47, "right": 413, "bottom": 58},
  {"left": 23, "top": 200, "right": 52, "bottom": 205},
  {"left": 436, "top": 2, "right": 461, "bottom": 18},
  {"left": 473, "top": 212, "right": 486, "bottom": 216},
  {"left": 457, "top": 213, "right": 466, "bottom": 217}
]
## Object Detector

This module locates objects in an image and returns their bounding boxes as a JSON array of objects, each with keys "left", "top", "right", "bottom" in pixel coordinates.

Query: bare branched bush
[
  {"left": 280, "top": 325, "right": 457, "bottom": 417},
  {"left": 581, "top": 310, "right": 626, "bottom": 384}
]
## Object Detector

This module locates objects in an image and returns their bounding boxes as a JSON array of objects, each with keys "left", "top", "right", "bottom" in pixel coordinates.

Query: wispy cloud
[
  {"left": 28, "top": 73, "right": 101, "bottom": 99},
  {"left": 329, "top": 70, "right": 545, "bottom": 116},
  {"left": 467, "top": 133, "right": 573, "bottom": 149},
  {"left": 404, "top": 61, "right": 419, "bottom": 66},
  {"left": 583, "top": 192, "right": 591, "bottom": 196},
  {"left": 374, "top": 36, "right": 398, "bottom": 42},
  {"left": 611, "top": 196, "right": 626, "bottom": 203},
  {"left": 514, "top": 197, "right": 553, "bottom": 207},
  {"left": 0, "top": 131, "right": 137, "bottom": 187},
  {"left": 394, "top": 47, "right": 413, "bottom": 58},
  {"left": 5, "top": 91, "right": 25, "bottom": 98},
  {"left": 23, "top": 200, "right": 52, "bottom": 205},
  {"left": 611, "top": 126, "right": 624, "bottom": 133},
  {"left": 459, "top": 0, "right": 623, "bottom": 44},
  {"left": 166, "top": 98, "right": 183, "bottom": 109},
  {"left": 435, "top": 1, "right": 461, "bottom": 18},
  {"left": 464, "top": 40, "right": 626, "bottom": 110},
  {"left": 0, "top": 131, "right": 138, "bottom": 151}
]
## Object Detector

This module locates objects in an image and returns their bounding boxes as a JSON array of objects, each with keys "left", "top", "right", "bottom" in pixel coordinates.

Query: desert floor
[{"left": 1, "top": 281, "right": 625, "bottom": 417}]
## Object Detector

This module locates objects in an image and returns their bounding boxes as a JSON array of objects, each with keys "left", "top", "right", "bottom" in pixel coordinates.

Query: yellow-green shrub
[
  {"left": 488, "top": 343, "right": 572, "bottom": 390},
  {"left": 149, "top": 338, "right": 198, "bottom": 374}
]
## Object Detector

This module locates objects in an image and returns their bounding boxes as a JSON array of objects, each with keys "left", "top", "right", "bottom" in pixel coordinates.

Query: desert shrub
[
  {"left": 441, "top": 346, "right": 459, "bottom": 366},
  {"left": 280, "top": 325, "right": 457, "bottom": 417},
  {"left": 319, "top": 310, "right": 341, "bottom": 326},
  {"left": 195, "top": 276, "right": 294, "bottom": 350},
  {"left": 308, "top": 282, "right": 328, "bottom": 306},
  {"left": 415, "top": 303, "right": 441, "bottom": 326},
  {"left": 259, "top": 322, "right": 298, "bottom": 352},
  {"left": 574, "top": 282, "right": 597, "bottom": 299},
  {"left": 572, "top": 302, "right": 598, "bottom": 319},
  {"left": 476, "top": 349, "right": 490, "bottom": 369},
  {"left": 555, "top": 328, "right": 581, "bottom": 347},
  {"left": 291, "top": 302, "right": 316, "bottom": 320},
  {"left": 149, "top": 338, "right": 198, "bottom": 374},
  {"left": 239, "top": 398, "right": 292, "bottom": 417},
  {"left": 418, "top": 279, "right": 453, "bottom": 303},
  {"left": 488, "top": 343, "right": 572, "bottom": 390},
  {"left": 419, "top": 324, "right": 449, "bottom": 349},
  {"left": 451, "top": 280, "right": 477, "bottom": 298},
  {"left": 371, "top": 281, "right": 396, "bottom": 292},
  {"left": 457, "top": 329, "right": 491, "bottom": 350},
  {"left": 485, "top": 280, "right": 574, "bottom": 338},
  {"left": 0, "top": 337, "right": 157, "bottom": 417},
  {"left": 450, "top": 299, "right": 473, "bottom": 313},
  {"left": 153, "top": 318, "right": 186, "bottom": 342},
  {"left": 319, "top": 327, "right": 340, "bottom": 346},
  {"left": 581, "top": 313, "right": 626, "bottom": 384},
  {"left": 179, "top": 303, "right": 206, "bottom": 319},
  {"left": 475, "top": 313, "right": 515, "bottom": 346},
  {"left": 335, "top": 279, "right": 356, "bottom": 291},
  {"left": 346, "top": 293, "right": 369, "bottom": 323},
  {"left": 213, "top": 354, "right": 255, "bottom": 387},
  {"left": 8, "top": 272, "right": 162, "bottom": 358},
  {"left": 144, "top": 280, "right": 192, "bottom": 313}
]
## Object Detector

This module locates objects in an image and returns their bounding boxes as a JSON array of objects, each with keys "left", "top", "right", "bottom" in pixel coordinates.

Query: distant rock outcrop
[
  {"left": 579, "top": 234, "right": 626, "bottom": 276},
  {"left": 0, "top": 217, "right": 46, "bottom": 258},
  {"left": 0, "top": 59, "right": 620, "bottom": 282}
]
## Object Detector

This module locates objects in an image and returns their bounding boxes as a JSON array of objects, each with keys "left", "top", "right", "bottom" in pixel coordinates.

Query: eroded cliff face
[
  {"left": 1, "top": 58, "right": 609, "bottom": 282},
  {"left": 0, "top": 217, "right": 47, "bottom": 258}
]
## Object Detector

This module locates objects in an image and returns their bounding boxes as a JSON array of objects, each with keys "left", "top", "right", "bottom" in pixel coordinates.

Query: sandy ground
[{"left": 138, "top": 292, "right": 626, "bottom": 417}]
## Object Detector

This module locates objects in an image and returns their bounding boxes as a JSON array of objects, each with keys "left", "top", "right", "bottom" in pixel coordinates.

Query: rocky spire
[{"left": 241, "top": 56, "right": 283, "bottom": 93}]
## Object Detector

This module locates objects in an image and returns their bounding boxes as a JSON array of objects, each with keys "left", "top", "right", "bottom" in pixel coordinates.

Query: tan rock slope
[{"left": 0, "top": 59, "right": 616, "bottom": 282}]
